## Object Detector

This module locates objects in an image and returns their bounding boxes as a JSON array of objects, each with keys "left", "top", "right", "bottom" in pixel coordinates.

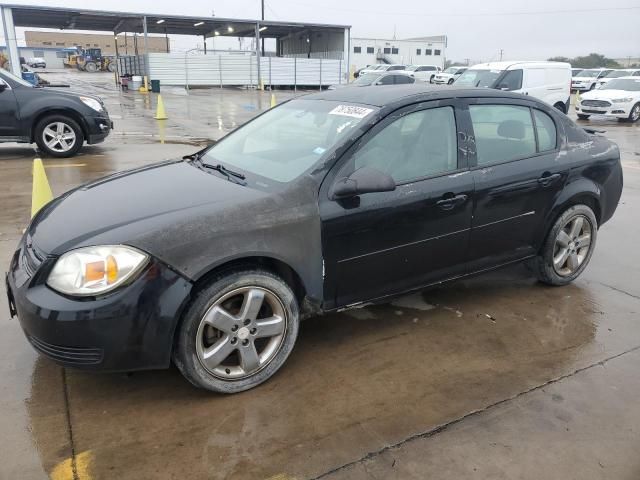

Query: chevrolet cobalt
[{"left": 6, "top": 85, "right": 623, "bottom": 393}]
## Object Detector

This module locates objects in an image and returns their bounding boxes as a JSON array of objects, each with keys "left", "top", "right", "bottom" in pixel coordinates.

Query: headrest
[{"left": 497, "top": 120, "right": 525, "bottom": 140}]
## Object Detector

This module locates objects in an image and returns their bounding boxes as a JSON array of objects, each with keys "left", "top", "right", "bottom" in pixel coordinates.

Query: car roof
[
  {"left": 303, "top": 84, "right": 538, "bottom": 107},
  {"left": 470, "top": 61, "right": 571, "bottom": 70}
]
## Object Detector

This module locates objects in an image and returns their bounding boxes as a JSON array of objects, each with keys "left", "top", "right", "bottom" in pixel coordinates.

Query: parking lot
[{"left": 2, "top": 69, "right": 640, "bottom": 480}]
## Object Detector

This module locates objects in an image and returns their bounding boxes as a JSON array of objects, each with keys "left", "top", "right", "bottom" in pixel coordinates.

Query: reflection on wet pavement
[{"left": 1, "top": 70, "right": 639, "bottom": 479}]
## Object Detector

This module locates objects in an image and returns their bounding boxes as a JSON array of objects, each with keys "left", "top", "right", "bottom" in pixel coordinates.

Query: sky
[{"left": 2, "top": 0, "right": 639, "bottom": 62}]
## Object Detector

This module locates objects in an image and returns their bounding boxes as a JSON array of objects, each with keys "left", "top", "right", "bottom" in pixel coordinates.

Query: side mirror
[{"left": 330, "top": 166, "right": 396, "bottom": 200}]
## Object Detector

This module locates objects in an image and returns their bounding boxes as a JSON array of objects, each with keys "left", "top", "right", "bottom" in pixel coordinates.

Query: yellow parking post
[
  {"left": 270, "top": 93, "right": 277, "bottom": 108},
  {"left": 155, "top": 95, "right": 168, "bottom": 120},
  {"left": 31, "top": 158, "right": 53, "bottom": 218}
]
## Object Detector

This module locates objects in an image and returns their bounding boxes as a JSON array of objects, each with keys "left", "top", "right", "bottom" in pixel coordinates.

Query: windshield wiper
[{"left": 202, "top": 163, "right": 246, "bottom": 180}]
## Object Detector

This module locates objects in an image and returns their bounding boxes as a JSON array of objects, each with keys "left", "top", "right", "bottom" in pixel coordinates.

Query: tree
[{"left": 548, "top": 53, "right": 621, "bottom": 68}]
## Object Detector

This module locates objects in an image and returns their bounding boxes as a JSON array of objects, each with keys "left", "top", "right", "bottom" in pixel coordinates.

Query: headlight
[
  {"left": 47, "top": 245, "right": 148, "bottom": 296},
  {"left": 79, "top": 96, "right": 104, "bottom": 112},
  {"left": 611, "top": 97, "right": 633, "bottom": 103}
]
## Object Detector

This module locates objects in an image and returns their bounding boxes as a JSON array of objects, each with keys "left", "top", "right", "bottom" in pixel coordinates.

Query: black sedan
[{"left": 6, "top": 85, "right": 623, "bottom": 393}]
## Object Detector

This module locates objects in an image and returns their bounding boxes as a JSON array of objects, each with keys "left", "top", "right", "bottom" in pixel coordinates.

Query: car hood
[
  {"left": 29, "top": 160, "right": 270, "bottom": 257},
  {"left": 582, "top": 89, "right": 639, "bottom": 101},
  {"left": 37, "top": 88, "right": 102, "bottom": 103}
]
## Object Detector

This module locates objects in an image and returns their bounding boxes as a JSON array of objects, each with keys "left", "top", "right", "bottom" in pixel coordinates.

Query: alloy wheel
[
  {"left": 195, "top": 286, "right": 287, "bottom": 380},
  {"left": 42, "top": 122, "right": 76, "bottom": 153},
  {"left": 552, "top": 215, "right": 593, "bottom": 277},
  {"left": 631, "top": 104, "right": 640, "bottom": 122}
]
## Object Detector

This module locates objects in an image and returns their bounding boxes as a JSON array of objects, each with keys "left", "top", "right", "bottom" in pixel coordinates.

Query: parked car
[
  {"left": 454, "top": 61, "right": 572, "bottom": 113},
  {"left": 399, "top": 64, "right": 441, "bottom": 83},
  {"left": 571, "top": 68, "right": 583, "bottom": 77},
  {"left": 571, "top": 68, "right": 613, "bottom": 91},
  {"left": 330, "top": 71, "right": 415, "bottom": 89},
  {"left": 358, "top": 64, "right": 406, "bottom": 76},
  {"left": 27, "top": 57, "right": 46, "bottom": 68},
  {"left": 575, "top": 77, "right": 640, "bottom": 122},
  {"left": 433, "top": 66, "right": 468, "bottom": 85},
  {"left": 0, "top": 68, "right": 112, "bottom": 157},
  {"left": 597, "top": 69, "right": 640, "bottom": 88},
  {"left": 7, "top": 85, "right": 622, "bottom": 393}
]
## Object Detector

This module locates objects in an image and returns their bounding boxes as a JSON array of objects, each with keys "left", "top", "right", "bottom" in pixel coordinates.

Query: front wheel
[
  {"left": 174, "top": 269, "right": 300, "bottom": 393},
  {"left": 534, "top": 205, "right": 597, "bottom": 286},
  {"left": 34, "top": 115, "right": 84, "bottom": 158},
  {"left": 627, "top": 102, "right": 640, "bottom": 123}
]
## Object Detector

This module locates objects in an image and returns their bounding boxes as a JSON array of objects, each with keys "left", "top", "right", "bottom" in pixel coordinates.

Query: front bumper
[
  {"left": 6, "top": 238, "right": 192, "bottom": 372},
  {"left": 572, "top": 83, "right": 593, "bottom": 91},
  {"left": 86, "top": 114, "right": 113, "bottom": 144},
  {"left": 576, "top": 103, "right": 631, "bottom": 118},
  {"left": 433, "top": 76, "right": 452, "bottom": 84}
]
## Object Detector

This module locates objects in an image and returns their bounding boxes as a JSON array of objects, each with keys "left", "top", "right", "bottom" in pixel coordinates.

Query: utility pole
[
  {"left": 261, "top": 0, "right": 265, "bottom": 56},
  {"left": 499, "top": 49, "right": 504, "bottom": 61},
  {"left": 464, "top": 58, "right": 470, "bottom": 66}
]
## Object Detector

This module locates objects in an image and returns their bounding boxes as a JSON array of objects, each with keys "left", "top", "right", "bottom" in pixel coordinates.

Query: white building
[{"left": 351, "top": 36, "right": 447, "bottom": 71}]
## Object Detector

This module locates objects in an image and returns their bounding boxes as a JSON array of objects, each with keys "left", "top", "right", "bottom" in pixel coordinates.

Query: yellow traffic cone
[
  {"left": 270, "top": 93, "right": 276, "bottom": 108},
  {"left": 155, "top": 95, "right": 168, "bottom": 120},
  {"left": 31, "top": 158, "right": 53, "bottom": 218}
]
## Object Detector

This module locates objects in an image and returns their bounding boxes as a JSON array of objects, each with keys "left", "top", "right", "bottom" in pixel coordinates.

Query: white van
[{"left": 454, "top": 61, "right": 572, "bottom": 113}]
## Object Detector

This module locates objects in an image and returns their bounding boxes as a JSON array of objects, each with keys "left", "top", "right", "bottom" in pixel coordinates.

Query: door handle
[
  {"left": 537, "top": 173, "right": 561, "bottom": 187},
  {"left": 436, "top": 194, "right": 468, "bottom": 210}
]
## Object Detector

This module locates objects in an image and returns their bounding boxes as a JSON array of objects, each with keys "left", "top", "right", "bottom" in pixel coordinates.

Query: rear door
[
  {"left": 464, "top": 98, "right": 568, "bottom": 271},
  {"left": 0, "top": 78, "right": 20, "bottom": 137}
]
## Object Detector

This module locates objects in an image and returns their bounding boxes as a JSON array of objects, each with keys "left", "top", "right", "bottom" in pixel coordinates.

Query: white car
[
  {"left": 455, "top": 61, "right": 572, "bottom": 113},
  {"left": 433, "top": 66, "right": 468, "bottom": 85},
  {"left": 575, "top": 77, "right": 640, "bottom": 122},
  {"left": 399, "top": 65, "right": 441, "bottom": 83},
  {"left": 358, "top": 64, "right": 406, "bottom": 76},
  {"left": 571, "top": 68, "right": 613, "bottom": 91},
  {"left": 27, "top": 57, "right": 46, "bottom": 68},
  {"left": 597, "top": 69, "right": 640, "bottom": 88}
]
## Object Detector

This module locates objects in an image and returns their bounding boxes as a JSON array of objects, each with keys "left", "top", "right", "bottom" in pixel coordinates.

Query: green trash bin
[{"left": 150, "top": 80, "right": 161, "bottom": 93}]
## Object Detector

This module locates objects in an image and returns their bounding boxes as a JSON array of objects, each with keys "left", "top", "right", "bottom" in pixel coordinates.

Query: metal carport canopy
[{"left": 1, "top": 3, "right": 349, "bottom": 37}]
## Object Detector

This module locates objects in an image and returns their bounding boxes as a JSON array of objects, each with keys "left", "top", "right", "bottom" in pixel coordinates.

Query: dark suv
[{"left": 0, "top": 68, "right": 112, "bottom": 157}]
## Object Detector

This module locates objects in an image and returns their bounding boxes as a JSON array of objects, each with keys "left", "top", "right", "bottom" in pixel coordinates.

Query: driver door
[
  {"left": 0, "top": 79, "right": 19, "bottom": 137},
  {"left": 319, "top": 101, "right": 474, "bottom": 308}
]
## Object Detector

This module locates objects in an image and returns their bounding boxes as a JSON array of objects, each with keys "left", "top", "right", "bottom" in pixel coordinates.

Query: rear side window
[
  {"left": 469, "top": 105, "right": 536, "bottom": 165},
  {"left": 394, "top": 75, "right": 413, "bottom": 84},
  {"left": 533, "top": 110, "right": 557, "bottom": 151}
]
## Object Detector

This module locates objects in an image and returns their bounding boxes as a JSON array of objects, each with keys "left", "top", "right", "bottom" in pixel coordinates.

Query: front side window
[
  {"left": 469, "top": 105, "right": 536, "bottom": 166},
  {"left": 455, "top": 69, "right": 503, "bottom": 88},
  {"left": 394, "top": 75, "right": 413, "bottom": 84},
  {"left": 377, "top": 75, "right": 395, "bottom": 85},
  {"left": 533, "top": 109, "right": 557, "bottom": 152},
  {"left": 345, "top": 106, "right": 458, "bottom": 183},
  {"left": 496, "top": 69, "right": 523, "bottom": 91},
  {"left": 202, "top": 99, "right": 377, "bottom": 183}
]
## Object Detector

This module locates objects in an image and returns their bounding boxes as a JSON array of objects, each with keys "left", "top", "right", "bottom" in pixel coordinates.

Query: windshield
[
  {"left": 600, "top": 78, "right": 640, "bottom": 91},
  {"left": 404, "top": 66, "right": 419, "bottom": 72},
  {"left": 604, "top": 70, "right": 632, "bottom": 79},
  {"left": 455, "top": 69, "right": 502, "bottom": 88},
  {"left": 353, "top": 73, "right": 380, "bottom": 86},
  {"left": 0, "top": 68, "right": 34, "bottom": 87},
  {"left": 577, "top": 70, "right": 600, "bottom": 78},
  {"left": 443, "top": 67, "right": 458, "bottom": 74},
  {"left": 201, "top": 99, "right": 378, "bottom": 183}
]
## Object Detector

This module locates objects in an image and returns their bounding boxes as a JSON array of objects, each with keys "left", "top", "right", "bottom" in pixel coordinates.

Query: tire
[
  {"left": 84, "top": 62, "right": 98, "bottom": 73},
  {"left": 107, "top": 62, "right": 116, "bottom": 73},
  {"left": 534, "top": 205, "right": 597, "bottom": 286},
  {"left": 447, "top": 78, "right": 454, "bottom": 85},
  {"left": 429, "top": 74, "right": 435, "bottom": 83},
  {"left": 627, "top": 102, "right": 640, "bottom": 123},
  {"left": 34, "top": 115, "right": 84, "bottom": 158},
  {"left": 553, "top": 102, "right": 566, "bottom": 114},
  {"left": 577, "top": 114, "right": 590, "bottom": 120},
  {"left": 588, "top": 83, "right": 595, "bottom": 91},
  {"left": 174, "top": 269, "right": 300, "bottom": 393}
]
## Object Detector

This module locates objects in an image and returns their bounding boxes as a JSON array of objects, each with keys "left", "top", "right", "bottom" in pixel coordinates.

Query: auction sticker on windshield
[{"left": 329, "top": 105, "right": 374, "bottom": 118}]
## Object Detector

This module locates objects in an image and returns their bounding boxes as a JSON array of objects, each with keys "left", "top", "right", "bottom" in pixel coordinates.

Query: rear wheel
[
  {"left": 107, "top": 62, "right": 116, "bottom": 73},
  {"left": 447, "top": 78, "right": 454, "bottom": 85},
  {"left": 34, "top": 115, "right": 84, "bottom": 158},
  {"left": 84, "top": 61, "right": 98, "bottom": 73},
  {"left": 534, "top": 205, "right": 597, "bottom": 286},
  {"left": 577, "top": 114, "right": 590, "bottom": 120},
  {"left": 174, "top": 269, "right": 300, "bottom": 393},
  {"left": 553, "top": 102, "right": 566, "bottom": 114}
]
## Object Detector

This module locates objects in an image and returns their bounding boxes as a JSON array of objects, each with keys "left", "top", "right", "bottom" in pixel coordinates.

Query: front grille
[
  {"left": 582, "top": 109, "right": 608, "bottom": 114},
  {"left": 582, "top": 100, "right": 612, "bottom": 108},
  {"left": 27, "top": 335, "right": 104, "bottom": 365}
]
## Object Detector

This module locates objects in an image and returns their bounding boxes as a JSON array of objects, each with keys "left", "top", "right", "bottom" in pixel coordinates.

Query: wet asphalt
[{"left": 1, "top": 71, "right": 640, "bottom": 480}]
